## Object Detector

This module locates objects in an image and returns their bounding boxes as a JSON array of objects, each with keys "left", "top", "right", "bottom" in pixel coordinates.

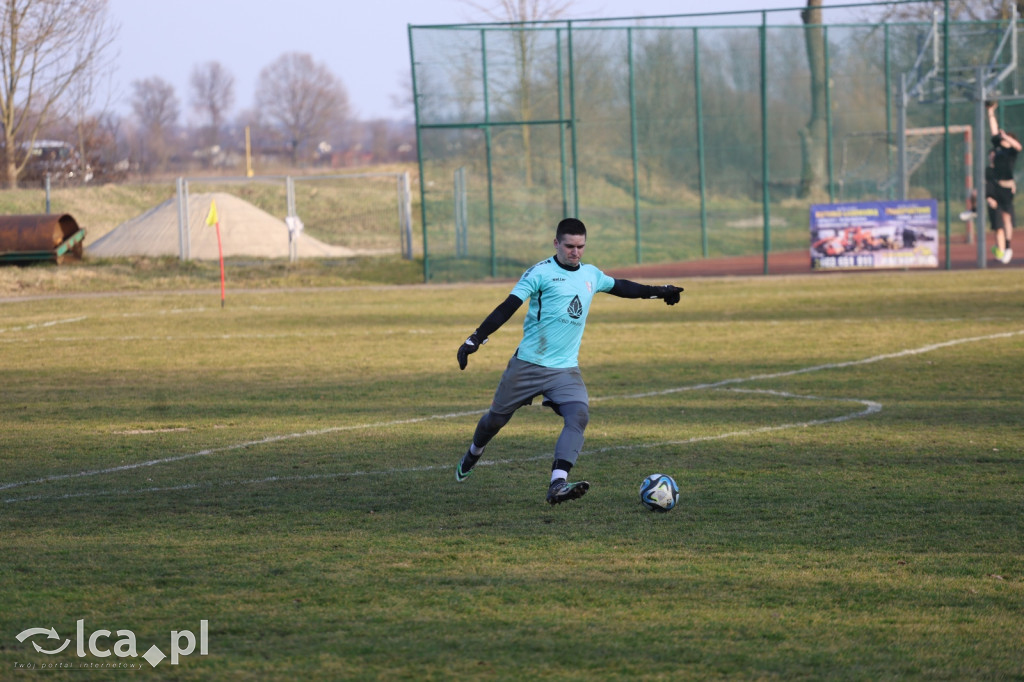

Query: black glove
[
  {"left": 457, "top": 333, "right": 487, "bottom": 370},
  {"left": 654, "top": 285, "right": 684, "bottom": 306}
]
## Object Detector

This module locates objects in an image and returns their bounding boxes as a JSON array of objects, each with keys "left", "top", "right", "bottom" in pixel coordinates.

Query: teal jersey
[{"left": 509, "top": 256, "right": 616, "bottom": 369}]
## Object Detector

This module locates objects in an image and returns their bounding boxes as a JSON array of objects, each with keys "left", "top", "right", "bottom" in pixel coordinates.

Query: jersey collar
[{"left": 552, "top": 255, "right": 581, "bottom": 272}]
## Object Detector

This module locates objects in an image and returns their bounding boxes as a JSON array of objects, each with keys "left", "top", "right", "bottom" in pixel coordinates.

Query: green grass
[
  {"left": 2, "top": 267, "right": 1022, "bottom": 679},
  {"left": 0, "top": 256, "right": 425, "bottom": 295}
]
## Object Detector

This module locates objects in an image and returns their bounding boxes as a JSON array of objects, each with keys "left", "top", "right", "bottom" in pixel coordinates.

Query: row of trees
[
  {"left": 0, "top": 0, "right": 414, "bottom": 189},
  {"left": 127, "top": 52, "right": 399, "bottom": 175}
]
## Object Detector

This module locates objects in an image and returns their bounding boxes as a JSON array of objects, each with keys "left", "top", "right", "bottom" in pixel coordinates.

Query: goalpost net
[{"left": 838, "top": 125, "right": 972, "bottom": 211}]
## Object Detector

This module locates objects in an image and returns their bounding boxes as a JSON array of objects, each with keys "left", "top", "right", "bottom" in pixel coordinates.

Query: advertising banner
[{"left": 810, "top": 199, "right": 939, "bottom": 270}]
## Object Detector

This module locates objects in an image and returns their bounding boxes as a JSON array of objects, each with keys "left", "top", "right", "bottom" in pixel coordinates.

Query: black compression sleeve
[
  {"left": 608, "top": 279, "right": 660, "bottom": 299},
  {"left": 475, "top": 294, "right": 524, "bottom": 339}
]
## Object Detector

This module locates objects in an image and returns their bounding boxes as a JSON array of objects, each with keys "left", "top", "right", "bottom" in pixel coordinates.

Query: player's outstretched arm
[
  {"left": 987, "top": 100, "right": 1002, "bottom": 138},
  {"left": 457, "top": 294, "right": 524, "bottom": 370},
  {"left": 608, "top": 279, "right": 684, "bottom": 306}
]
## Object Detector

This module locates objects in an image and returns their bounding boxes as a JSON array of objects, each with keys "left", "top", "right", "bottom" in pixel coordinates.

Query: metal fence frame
[{"left": 409, "top": 4, "right": 1024, "bottom": 281}]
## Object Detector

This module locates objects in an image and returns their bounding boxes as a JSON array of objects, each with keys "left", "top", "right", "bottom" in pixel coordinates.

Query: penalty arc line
[
  {"left": 3, "top": 389, "right": 878, "bottom": 504},
  {"left": 1, "top": 329, "right": 1020, "bottom": 500},
  {"left": 598, "top": 329, "right": 1024, "bottom": 400}
]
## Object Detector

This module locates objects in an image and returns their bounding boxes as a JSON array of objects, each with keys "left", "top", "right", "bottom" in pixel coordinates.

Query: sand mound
[{"left": 87, "top": 192, "right": 357, "bottom": 259}]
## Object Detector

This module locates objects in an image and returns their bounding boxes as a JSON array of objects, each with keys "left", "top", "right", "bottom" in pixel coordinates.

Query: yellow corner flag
[{"left": 206, "top": 200, "right": 219, "bottom": 226}]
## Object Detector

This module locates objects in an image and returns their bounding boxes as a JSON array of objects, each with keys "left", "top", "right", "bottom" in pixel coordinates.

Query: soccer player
[
  {"left": 455, "top": 218, "right": 684, "bottom": 505},
  {"left": 986, "top": 100, "right": 1020, "bottom": 264}
]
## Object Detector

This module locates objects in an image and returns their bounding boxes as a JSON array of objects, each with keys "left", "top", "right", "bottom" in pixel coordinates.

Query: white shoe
[
  {"left": 959, "top": 210, "right": 977, "bottom": 221},
  {"left": 1001, "top": 247, "right": 1013, "bottom": 264}
]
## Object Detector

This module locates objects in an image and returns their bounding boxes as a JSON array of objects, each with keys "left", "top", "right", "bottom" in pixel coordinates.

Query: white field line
[
  {"left": 0, "top": 332, "right": 344, "bottom": 344},
  {"left": 2, "top": 329, "right": 1020, "bottom": 504},
  {"left": 0, "top": 316, "right": 87, "bottom": 334},
  {"left": 0, "top": 410, "right": 487, "bottom": 494},
  {"left": 4, "top": 389, "right": 878, "bottom": 504},
  {"left": 597, "top": 329, "right": 1024, "bottom": 401}
]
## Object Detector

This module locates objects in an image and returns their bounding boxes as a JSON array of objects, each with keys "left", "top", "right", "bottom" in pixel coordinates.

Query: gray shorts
[{"left": 489, "top": 355, "right": 589, "bottom": 415}]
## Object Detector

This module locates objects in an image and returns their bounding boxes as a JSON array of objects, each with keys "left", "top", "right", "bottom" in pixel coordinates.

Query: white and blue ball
[{"left": 639, "top": 473, "right": 679, "bottom": 512}]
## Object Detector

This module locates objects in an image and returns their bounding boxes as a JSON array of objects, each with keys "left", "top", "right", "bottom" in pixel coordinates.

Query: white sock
[
  {"left": 551, "top": 469, "right": 569, "bottom": 484},
  {"left": 469, "top": 443, "right": 484, "bottom": 456}
]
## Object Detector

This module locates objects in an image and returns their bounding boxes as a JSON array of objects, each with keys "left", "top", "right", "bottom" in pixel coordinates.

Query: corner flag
[{"left": 206, "top": 199, "right": 226, "bottom": 308}]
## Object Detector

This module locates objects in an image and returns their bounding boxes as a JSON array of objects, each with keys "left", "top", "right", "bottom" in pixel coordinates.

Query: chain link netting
[{"left": 411, "top": 4, "right": 1024, "bottom": 281}]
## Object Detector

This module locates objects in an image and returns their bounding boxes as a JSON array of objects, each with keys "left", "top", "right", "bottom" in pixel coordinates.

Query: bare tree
[
  {"left": 78, "top": 110, "right": 127, "bottom": 181},
  {"left": 461, "top": 0, "right": 573, "bottom": 186},
  {"left": 130, "top": 76, "right": 180, "bottom": 173},
  {"left": 61, "top": 40, "right": 120, "bottom": 183},
  {"left": 190, "top": 61, "right": 235, "bottom": 149},
  {"left": 254, "top": 52, "right": 350, "bottom": 166},
  {"left": 860, "top": 0, "right": 1022, "bottom": 21},
  {"left": 0, "top": 0, "right": 117, "bottom": 188},
  {"left": 799, "top": 0, "right": 828, "bottom": 199}
]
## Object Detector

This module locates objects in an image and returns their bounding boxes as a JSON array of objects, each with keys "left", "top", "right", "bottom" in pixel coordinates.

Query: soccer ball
[{"left": 639, "top": 473, "right": 679, "bottom": 512}]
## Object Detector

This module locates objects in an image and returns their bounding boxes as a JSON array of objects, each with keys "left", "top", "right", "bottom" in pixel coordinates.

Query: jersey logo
[{"left": 567, "top": 294, "right": 583, "bottom": 319}]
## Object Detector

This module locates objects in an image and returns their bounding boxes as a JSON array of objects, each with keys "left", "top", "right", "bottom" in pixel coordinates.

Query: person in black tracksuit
[{"left": 985, "top": 100, "right": 1021, "bottom": 264}]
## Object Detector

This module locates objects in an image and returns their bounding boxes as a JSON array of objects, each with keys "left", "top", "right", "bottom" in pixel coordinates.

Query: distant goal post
[
  {"left": 838, "top": 125, "right": 972, "bottom": 232},
  {"left": 289, "top": 172, "right": 415, "bottom": 260}
]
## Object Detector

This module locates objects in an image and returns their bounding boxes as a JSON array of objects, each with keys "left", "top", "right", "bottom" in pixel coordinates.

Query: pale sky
[{"left": 106, "top": 0, "right": 859, "bottom": 123}]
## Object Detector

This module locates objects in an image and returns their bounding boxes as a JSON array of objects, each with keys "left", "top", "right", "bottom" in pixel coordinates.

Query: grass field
[{"left": 2, "top": 266, "right": 1022, "bottom": 680}]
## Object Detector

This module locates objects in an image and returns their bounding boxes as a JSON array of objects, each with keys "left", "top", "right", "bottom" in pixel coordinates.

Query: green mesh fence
[{"left": 410, "top": 5, "right": 1024, "bottom": 281}]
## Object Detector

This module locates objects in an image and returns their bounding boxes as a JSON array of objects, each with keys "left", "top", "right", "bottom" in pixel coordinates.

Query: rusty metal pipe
[{"left": 0, "top": 214, "right": 84, "bottom": 263}]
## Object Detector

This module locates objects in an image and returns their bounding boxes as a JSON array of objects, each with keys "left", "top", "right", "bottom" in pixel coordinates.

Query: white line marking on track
[{"left": 2, "top": 329, "right": 1020, "bottom": 504}]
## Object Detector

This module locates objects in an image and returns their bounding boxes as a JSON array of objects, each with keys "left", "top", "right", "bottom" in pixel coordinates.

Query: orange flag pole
[{"left": 206, "top": 200, "right": 225, "bottom": 307}]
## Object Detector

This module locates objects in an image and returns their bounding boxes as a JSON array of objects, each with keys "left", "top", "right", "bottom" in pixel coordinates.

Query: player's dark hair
[{"left": 556, "top": 218, "right": 586, "bottom": 241}]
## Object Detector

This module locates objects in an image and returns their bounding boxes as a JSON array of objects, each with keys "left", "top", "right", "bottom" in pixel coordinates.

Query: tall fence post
[
  {"left": 480, "top": 28, "right": 497, "bottom": 279},
  {"left": 408, "top": 22, "right": 430, "bottom": 282},
  {"left": 973, "top": 69, "right": 988, "bottom": 269},
  {"left": 760, "top": 13, "right": 771, "bottom": 274},
  {"left": 627, "top": 27, "right": 641, "bottom": 265},
  {"left": 825, "top": 26, "right": 836, "bottom": 203},
  {"left": 286, "top": 176, "right": 297, "bottom": 263},
  {"left": 897, "top": 74, "right": 908, "bottom": 200},
  {"left": 454, "top": 167, "right": 467, "bottom": 258},
  {"left": 942, "top": 4, "right": 952, "bottom": 270},
  {"left": 176, "top": 177, "right": 191, "bottom": 262},
  {"left": 557, "top": 28, "right": 569, "bottom": 218},
  {"left": 400, "top": 171, "right": 413, "bottom": 260},
  {"left": 568, "top": 21, "right": 579, "bottom": 218},
  {"left": 694, "top": 27, "right": 708, "bottom": 259}
]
